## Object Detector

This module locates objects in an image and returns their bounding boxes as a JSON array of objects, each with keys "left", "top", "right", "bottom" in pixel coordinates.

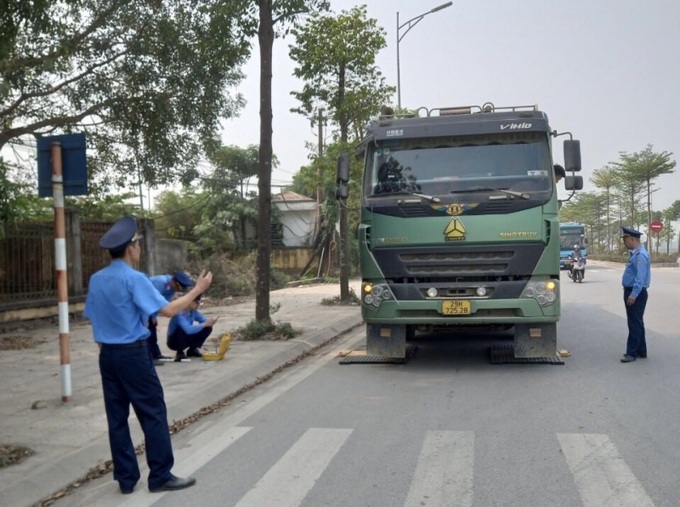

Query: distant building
[{"left": 272, "top": 191, "right": 318, "bottom": 247}]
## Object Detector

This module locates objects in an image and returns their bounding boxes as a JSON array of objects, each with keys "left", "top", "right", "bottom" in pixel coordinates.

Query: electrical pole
[{"left": 316, "top": 109, "right": 324, "bottom": 241}]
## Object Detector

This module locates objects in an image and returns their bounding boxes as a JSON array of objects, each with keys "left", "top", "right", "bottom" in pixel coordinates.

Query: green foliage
[
  {"left": 0, "top": 0, "right": 50, "bottom": 62},
  {"left": 290, "top": 139, "right": 362, "bottom": 275},
  {"left": 610, "top": 144, "right": 675, "bottom": 225},
  {"left": 0, "top": 160, "right": 140, "bottom": 224},
  {"left": 569, "top": 145, "right": 677, "bottom": 254},
  {"left": 153, "top": 188, "right": 209, "bottom": 242},
  {"left": 235, "top": 317, "right": 299, "bottom": 341},
  {"left": 320, "top": 286, "right": 359, "bottom": 306},
  {"left": 184, "top": 252, "right": 289, "bottom": 298},
  {"left": 289, "top": 5, "right": 394, "bottom": 141},
  {"left": 68, "top": 194, "right": 141, "bottom": 220},
  {"left": 287, "top": 5, "right": 391, "bottom": 280},
  {"left": 152, "top": 143, "right": 274, "bottom": 255},
  {"left": 235, "top": 300, "right": 298, "bottom": 341},
  {"left": 0, "top": 161, "right": 51, "bottom": 222},
  {"left": 1, "top": 0, "right": 252, "bottom": 194},
  {"left": 270, "top": 269, "right": 291, "bottom": 290}
]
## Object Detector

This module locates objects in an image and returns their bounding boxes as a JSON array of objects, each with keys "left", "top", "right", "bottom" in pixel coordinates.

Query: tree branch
[
  {"left": 3, "top": 0, "right": 133, "bottom": 75},
  {"left": 1, "top": 49, "right": 128, "bottom": 119},
  {"left": 2, "top": 99, "right": 116, "bottom": 141}
]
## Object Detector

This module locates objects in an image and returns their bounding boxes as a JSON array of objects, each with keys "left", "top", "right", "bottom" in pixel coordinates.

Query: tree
[
  {"left": 289, "top": 5, "right": 394, "bottom": 143},
  {"left": 1, "top": 0, "right": 251, "bottom": 195},
  {"left": 154, "top": 188, "right": 209, "bottom": 243},
  {"left": 559, "top": 191, "right": 606, "bottom": 253},
  {"left": 0, "top": 159, "right": 52, "bottom": 224},
  {"left": 665, "top": 200, "right": 680, "bottom": 254},
  {"left": 0, "top": 0, "right": 51, "bottom": 60},
  {"left": 590, "top": 166, "right": 617, "bottom": 252},
  {"left": 289, "top": 5, "right": 394, "bottom": 301},
  {"left": 612, "top": 145, "right": 675, "bottom": 250},
  {"left": 245, "top": 0, "right": 329, "bottom": 323},
  {"left": 203, "top": 143, "right": 274, "bottom": 251}
]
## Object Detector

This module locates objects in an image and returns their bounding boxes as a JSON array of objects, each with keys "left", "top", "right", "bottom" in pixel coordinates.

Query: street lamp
[{"left": 397, "top": 2, "right": 453, "bottom": 111}]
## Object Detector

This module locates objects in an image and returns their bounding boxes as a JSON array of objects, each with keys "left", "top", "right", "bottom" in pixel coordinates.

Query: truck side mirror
[
  {"left": 564, "top": 175, "right": 583, "bottom": 190},
  {"left": 564, "top": 140, "right": 582, "bottom": 172}
]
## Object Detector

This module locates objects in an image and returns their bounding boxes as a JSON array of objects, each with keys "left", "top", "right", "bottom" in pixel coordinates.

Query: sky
[{"left": 220, "top": 0, "right": 680, "bottom": 214}]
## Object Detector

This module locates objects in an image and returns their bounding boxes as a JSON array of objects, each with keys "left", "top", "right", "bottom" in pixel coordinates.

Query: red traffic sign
[{"left": 649, "top": 220, "right": 663, "bottom": 233}]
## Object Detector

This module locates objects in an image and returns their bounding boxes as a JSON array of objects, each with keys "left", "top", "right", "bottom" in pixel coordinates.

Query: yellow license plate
[{"left": 441, "top": 300, "right": 471, "bottom": 316}]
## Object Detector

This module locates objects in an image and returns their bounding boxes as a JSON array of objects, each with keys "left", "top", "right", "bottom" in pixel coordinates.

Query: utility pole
[{"left": 315, "top": 108, "right": 324, "bottom": 241}]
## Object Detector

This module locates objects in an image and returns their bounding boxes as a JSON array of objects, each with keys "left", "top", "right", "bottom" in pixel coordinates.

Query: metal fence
[{"left": 0, "top": 219, "right": 111, "bottom": 305}]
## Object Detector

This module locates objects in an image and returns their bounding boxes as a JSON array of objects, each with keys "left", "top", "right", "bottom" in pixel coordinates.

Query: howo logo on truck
[{"left": 500, "top": 122, "right": 532, "bottom": 130}]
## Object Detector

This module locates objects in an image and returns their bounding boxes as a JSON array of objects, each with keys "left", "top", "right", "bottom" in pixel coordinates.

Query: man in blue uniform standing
[
  {"left": 84, "top": 216, "right": 213, "bottom": 494},
  {"left": 148, "top": 271, "right": 195, "bottom": 365},
  {"left": 620, "top": 226, "right": 651, "bottom": 363}
]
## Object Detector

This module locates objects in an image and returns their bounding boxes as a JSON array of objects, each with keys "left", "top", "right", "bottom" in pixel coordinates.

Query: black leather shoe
[
  {"left": 150, "top": 474, "right": 196, "bottom": 492},
  {"left": 120, "top": 486, "right": 134, "bottom": 495},
  {"left": 187, "top": 348, "right": 203, "bottom": 358},
  {"left": 620, "top": 354, "right": 636, "bottom": 363}
]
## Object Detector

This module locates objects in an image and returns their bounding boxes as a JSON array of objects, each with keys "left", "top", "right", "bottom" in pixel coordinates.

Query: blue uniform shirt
[
  {"left": 84, "top": 260, "right": 169, "bottom": 344},
  {"left": 149, "top": 274, "right": 177, "bottom": 319},
  {"left": 167, "top": 308, "right": 207, "bottom": 337},
  {"left": 622, "top": 244, "right": 651, "bottom": 298},
  {"left": 150, "top": 275, "right": 176, "bottom": 301}
]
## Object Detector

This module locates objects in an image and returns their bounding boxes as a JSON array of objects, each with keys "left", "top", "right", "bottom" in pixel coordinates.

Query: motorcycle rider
[{"left": 568, "top": 244, "right": 586, "bottom": 279}]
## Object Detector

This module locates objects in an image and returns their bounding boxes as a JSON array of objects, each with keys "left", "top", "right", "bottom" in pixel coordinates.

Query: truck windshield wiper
[
  {"left": 410, "top": 192, "right": 441, "bottom": 203},
  {"left": 450, "top": 187, "right": 530, "bottom": 200},
  {"left": 372, "top": 191, "right": 441, "bottom": 203}
]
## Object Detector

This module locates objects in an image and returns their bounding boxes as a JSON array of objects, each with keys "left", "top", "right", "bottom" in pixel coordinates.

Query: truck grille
[{"left": 372, "top": 243, "right": 545, "bottom": 299}]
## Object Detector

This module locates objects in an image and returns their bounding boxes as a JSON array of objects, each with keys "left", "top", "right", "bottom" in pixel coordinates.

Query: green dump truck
[{"left": 338, "top": 102, "right": 583, "bottom": 358}]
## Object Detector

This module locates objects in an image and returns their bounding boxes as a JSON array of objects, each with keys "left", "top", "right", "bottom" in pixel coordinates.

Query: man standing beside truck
[{"left": 620, "top": 226, "right": 651, "bottom": 363}]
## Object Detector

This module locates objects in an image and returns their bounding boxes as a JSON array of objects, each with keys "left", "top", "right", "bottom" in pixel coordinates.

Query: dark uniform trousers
[
  {"left": 147, "top": 318, "right": 163, "bottom": 359},
  {"left": 167, "top": 326, "right": 212, "bottom": 353},
  {"left": 624, "top": 287, "right": 648, "bottom": 358},
  {"left": 99, "top": 342, "right": 174, "bottom": 490}
]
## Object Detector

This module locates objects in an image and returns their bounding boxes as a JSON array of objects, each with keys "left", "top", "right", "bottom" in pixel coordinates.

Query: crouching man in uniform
[
  {"left": 167, "top": 293, "right": 217, "bottom": 361},
  {"left": 84, "top": 216, "right": 213, "bottom": 495}
]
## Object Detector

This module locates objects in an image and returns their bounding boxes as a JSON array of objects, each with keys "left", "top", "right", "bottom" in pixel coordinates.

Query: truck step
[
  {"left": 489, "top": 344, "right": 564, "bottom": 365},
  {"left": 338, "top": 345, "right": 417, "bottom": 364}
]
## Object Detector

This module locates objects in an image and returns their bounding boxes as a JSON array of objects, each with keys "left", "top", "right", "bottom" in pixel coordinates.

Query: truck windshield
[{"left": 367, "top": 132, "right": 552, "bottom": 198}]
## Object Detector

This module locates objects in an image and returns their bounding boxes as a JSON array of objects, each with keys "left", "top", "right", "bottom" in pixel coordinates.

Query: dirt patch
[
  {"left": 0, "top": 335, "right": 48, "bottom": 350},
  {"left": 0, "top": 444, "right": 34, "bottom": 468}
]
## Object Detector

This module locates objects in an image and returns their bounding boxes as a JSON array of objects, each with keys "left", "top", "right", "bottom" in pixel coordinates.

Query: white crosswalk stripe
[
  {"left": 404, "top": 430, "right": 475, "bottom": 507},
  {"left": 557, "top": 433, "right": 655, "bottom": 507},
  {"left": 70, "top": 427, "right": 658, "bottom": 506},
  {"left": 234, "top": 427, "right": 353, "bottom": 507}
]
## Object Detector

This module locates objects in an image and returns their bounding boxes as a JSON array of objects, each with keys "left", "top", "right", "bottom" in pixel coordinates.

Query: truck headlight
[
  {"left": 362, "top": 282, "right": 392, "bottom": 309},
  {"left": 520, "top": 278, "right": 558, "bottom": 307}
]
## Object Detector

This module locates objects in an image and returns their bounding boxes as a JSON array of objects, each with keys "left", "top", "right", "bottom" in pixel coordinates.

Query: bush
[
  {"left": 186, "top": 252, "right": 291, "bottom": 299},
  {"left": 235, "top": 319, "right": 299, "bottom": 341}
]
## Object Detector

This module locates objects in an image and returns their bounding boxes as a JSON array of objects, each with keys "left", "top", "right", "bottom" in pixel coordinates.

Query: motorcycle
[{"left": 570, "top": 256, "right": 586, "bottom": 283}]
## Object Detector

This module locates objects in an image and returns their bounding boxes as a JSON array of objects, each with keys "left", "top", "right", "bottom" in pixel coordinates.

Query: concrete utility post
[
  {"left": 396, "top": 2, "right": 453, "bottom": 111},
  {"left": 316, "top": 108, "right": 324, "bottom": 241}
]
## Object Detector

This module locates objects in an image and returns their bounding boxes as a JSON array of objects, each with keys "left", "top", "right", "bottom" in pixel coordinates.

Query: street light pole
[{"left": 397, "top": 2, "right": 453, "bottom": 111}]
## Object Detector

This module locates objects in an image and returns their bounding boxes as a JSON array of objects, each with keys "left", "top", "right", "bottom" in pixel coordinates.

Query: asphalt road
[{"left": 66, "top": 262, "right": 680, "bottom": 507}]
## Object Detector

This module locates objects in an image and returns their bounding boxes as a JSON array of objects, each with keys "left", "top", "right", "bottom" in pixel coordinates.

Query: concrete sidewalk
[{"left": 0, "top": 281, "right": 362, "bottom": 507}]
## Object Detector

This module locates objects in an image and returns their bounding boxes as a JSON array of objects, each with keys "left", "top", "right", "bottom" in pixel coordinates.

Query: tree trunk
[
  {"left": 255, "top": 0, "right": 274, "bottom": 322},
  {"left": 337, "top": 63, "right": 350, "bottom": 302}
]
